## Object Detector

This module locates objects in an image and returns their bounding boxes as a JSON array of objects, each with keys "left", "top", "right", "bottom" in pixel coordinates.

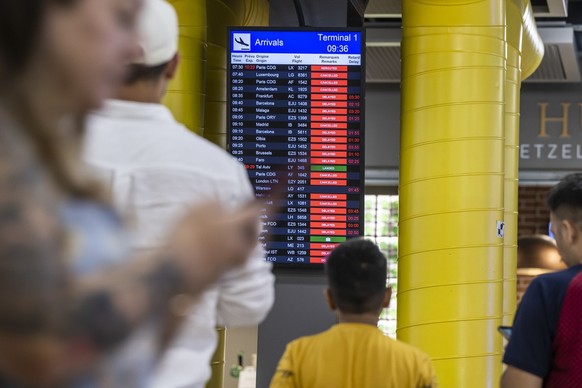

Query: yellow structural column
[
  {"left": 503, "top": 0, "right": 524, "bottom": 327},
  {"left": 241, "top": 0, "right": 270, "bottom": 26},
  {"left": 204, "top": 3, "right": 269, "bottom": 387},
  {"left": 164, "top": 0, "right": 207, "bottom": 135},
  {"left": 398, "top": 1, "right": 506, "bottom": 386},
  {"left": 503, "top": 0, "right": 543, "bottom": 326},
  {"left": 521, "top": 1, "right": 544, "bottom": 81},
  {"left": 204, "top": 0, "right": 244, "bottom": 148},
  {"left": 204, "top": 0, "right": 269, "bottom": 148}
]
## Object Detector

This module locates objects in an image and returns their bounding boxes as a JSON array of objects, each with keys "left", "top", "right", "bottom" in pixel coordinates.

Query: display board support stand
[
  {"left": 255, "top": 2, "right": 368, "bottom": 386},
  {"left": 256, "top": 270, "right": 335, "bottom": 387}
]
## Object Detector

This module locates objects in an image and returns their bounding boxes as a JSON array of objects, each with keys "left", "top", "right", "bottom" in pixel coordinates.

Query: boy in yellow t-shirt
[{"left": 270, "top": 238, "right": 437, "bottom": 388}]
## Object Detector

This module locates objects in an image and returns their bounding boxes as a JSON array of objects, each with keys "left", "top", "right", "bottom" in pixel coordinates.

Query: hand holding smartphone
[{"left": 498, "top": 326, "right": 512, "bottom": 340}]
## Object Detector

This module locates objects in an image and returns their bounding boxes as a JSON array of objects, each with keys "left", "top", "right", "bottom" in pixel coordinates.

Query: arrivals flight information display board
[{"left": 227, "top": 28, "right": 365, "bottom": 266}]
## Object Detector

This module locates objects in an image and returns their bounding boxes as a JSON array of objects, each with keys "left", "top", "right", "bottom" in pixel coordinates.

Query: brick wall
[
  {"left": 516, "top": 185, "right": 553, "bottom": 302},
  {"left": 518, "top": 185, "right": 552, "bottom": 237}
]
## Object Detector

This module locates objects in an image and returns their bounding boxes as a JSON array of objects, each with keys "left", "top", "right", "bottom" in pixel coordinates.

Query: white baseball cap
[{"left": 133, "top": 0, "right": 179, "bottom": 66}]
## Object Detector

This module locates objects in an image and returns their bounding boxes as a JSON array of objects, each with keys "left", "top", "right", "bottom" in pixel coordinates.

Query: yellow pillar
[
  {"left": 204, "top": 0, "right": 244, "bottom": 148},
  {"left": 521, "top": 1, "right": 544, "bottom": 81},
  {"left": 241, "top": 0, "right": 270, "bottom": 26},
  {"left": 164, "top": 0, "right": 207, "bottom": 135},
  {"left": 204, "top": 0, "right": 269, "bottom": 148},
  {"left": 204, "top": 4, "right": 269, "bottom": 387},
  {"left": 503, "top": 0, "right": 543, "bottom": 326},
  {"left": 205, "top": 327, "right": 226, "bottom": 388},
  {"left": 502, "top": 0, "right": 524, "bottom": 327},
  {"left": 398, "top": 1, "right": 506, "bottom": 386}
]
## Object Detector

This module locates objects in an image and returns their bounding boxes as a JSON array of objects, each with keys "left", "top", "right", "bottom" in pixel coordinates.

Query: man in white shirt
[{"left": 83, "top": 0, "right": 275, "bottom": 386}]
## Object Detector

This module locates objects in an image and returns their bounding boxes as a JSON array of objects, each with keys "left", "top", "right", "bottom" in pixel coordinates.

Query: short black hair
[
  {"left": 325, "top": 238, "right": 387, "bottom": 314},
  {"left": 547, "top": 173, "right": 582, "bottom": 225},
  {"left": 124, "top": 61, "right": 169, "bottom": 85}
]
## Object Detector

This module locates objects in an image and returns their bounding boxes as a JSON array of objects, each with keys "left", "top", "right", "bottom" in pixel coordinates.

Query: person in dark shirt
[{"left": 502, "top": 173, "right": 582, "bottom": 387}]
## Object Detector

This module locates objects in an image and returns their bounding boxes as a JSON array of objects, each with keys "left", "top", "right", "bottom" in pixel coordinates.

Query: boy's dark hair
[
  {"left": 547, "top": 173, "right": 582, "bottom": 225},
  {"left": 325, "top": 238, "right": 387, "bottom": 314},
  {"left": 124, "top": 61, "right": 169, "bottom": 85}
]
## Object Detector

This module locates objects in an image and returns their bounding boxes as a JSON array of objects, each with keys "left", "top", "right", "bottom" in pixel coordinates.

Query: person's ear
[
  {"left": 324, "top": 288, "right": 336, "bottom": 311},
  {"left": 165, "top": 53, "right": 180, "bottom": 80},
  {"left": 563, "top": 219, "right": 577, "bottom": 245},
  {"left": 131, "top": 43, "right": 146, "bottom": 65},
  {"left": 383, "top": 287, "right": 392, "bottom": 308}
]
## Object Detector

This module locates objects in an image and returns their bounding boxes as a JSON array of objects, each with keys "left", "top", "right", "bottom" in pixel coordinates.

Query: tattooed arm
[
  {"left": 0, "top": 125, "right": 259, "bottom": 385},
  {"left": 0, "top": 126, "right": 68, "bottom": 337},
  {"left": 69, "top": 201, "right": 260, "bottom": 355},
  {"left": 0, "top": 124, "right": 76, "bottom": 385}
]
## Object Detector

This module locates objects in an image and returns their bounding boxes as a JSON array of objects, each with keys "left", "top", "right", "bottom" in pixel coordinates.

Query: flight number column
[{"left": 285, "top": 65, "right": 311, "bottom": 264}]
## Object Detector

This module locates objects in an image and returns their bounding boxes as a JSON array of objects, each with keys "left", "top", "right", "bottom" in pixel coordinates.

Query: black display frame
[{"left": 226, "top": 26, "right": 366, "bottom": 269}]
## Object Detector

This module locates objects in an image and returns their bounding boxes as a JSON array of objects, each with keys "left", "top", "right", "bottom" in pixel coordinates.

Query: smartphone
[{"left": 498, "top": 326, "right": 512, "bottom": 340}]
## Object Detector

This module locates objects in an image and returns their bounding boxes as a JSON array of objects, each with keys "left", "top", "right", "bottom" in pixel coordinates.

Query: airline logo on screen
[{"left": 233, "top": 33, "right": 251, "bottom": 51}]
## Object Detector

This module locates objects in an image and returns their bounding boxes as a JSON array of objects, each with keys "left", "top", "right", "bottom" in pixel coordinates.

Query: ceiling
[{"left": 363, "top": 0, "right": 582, "bottom": 83}]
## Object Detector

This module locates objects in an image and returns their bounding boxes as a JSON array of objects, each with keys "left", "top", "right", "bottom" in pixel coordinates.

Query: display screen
[{"left": 227, "top": 28, "right": 365, "bottom": 266}]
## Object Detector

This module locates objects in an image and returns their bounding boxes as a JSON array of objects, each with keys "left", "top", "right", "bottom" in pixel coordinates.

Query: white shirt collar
[{"left": 94, "top": 99, "right": 175, "bottom": 122}]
